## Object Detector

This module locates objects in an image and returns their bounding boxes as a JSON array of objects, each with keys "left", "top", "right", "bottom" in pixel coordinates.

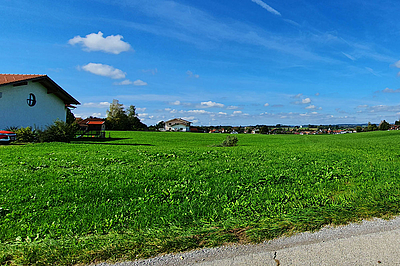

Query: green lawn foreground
[{"left": 1, "top": 131, "right": 400, "bottom": 265}]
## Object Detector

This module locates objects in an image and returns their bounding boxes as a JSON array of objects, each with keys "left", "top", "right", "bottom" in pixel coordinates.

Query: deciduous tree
[
  {"left": 106, "top": 100, "right": 147, "bottom": 130},
  {"left": 378, "top": 120, "right": 390, "bottom": 130}
]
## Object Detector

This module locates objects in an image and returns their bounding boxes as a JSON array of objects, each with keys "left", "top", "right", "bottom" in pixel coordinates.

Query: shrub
[
  {"left": 221, "top": 135, "right": 238, "bottom": 147},
  {"left": 4, "top": 126, "right": 19, "bottom": 132},
  {"left": 37, "top": 120, "right": 79, "bottom": 143},
  {"left": 15, "top": 126, "right": 36, "bottom": 142}
]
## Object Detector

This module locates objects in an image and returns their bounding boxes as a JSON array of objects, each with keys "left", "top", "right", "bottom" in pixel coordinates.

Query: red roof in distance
[{"left": 87, "top": 121, "right": 105, "bottom": 125}]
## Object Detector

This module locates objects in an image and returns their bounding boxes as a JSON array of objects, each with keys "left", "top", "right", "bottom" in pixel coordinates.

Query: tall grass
[{"left": 1, "top": 131, "right": 400, "bottom": 265}]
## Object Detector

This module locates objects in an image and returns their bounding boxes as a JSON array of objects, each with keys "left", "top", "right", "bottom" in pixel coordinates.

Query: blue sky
[{"left": 1, "top": 0, "right": 400, "bottom": 126}]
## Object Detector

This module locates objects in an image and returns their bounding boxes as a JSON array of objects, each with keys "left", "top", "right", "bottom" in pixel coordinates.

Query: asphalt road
[{"left": 92, "top": 216, "right": 400, "bottom": 266}]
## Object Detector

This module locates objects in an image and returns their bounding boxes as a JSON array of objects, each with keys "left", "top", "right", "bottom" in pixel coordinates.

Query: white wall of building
[
  {"left": 0, "top": 81, "right": 67, "bottom": 130},
  {"left": 171, "top": 124, "right": 190, "bottom": 132}
]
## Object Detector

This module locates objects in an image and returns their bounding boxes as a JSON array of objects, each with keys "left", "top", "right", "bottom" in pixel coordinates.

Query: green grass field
[{"left": 1, "top": 131, "right": 400, "bottom": 265}]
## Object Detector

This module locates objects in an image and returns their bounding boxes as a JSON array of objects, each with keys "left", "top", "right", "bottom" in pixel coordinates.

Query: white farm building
[
  {"left": 0, "top": 74, "right": 80, "bottom": 130},
  {"left": 165, "top": 118, "right": 191, "bottom": 132}
]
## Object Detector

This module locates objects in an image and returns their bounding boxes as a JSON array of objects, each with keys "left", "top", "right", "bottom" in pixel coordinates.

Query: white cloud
[
  {"left": 251, "top": 0, "right": 281, "bottom": 16},
  {"left": 365, "top": 67, "right": 380, "bottom": 77},
  {"left": 137, "top": 107, "right": 146, "bottom": 112},
  {"left": 302, "top": 98, "right": 311, "bottom": 104},
  {"left": 342, "top": 52, "right": 355, "bottom": 61},
  {"left": 82, "top": 63, "right": 126, "bottom": 79},
  {"left": 68, "top": 31, "right": 132, "bottom": 54},
  {"left": 218, "top": 112, "right": 227, "bottom": 115},
  {"left": 142, "top": 68, "right": 158, "bottom": 75},
  {"left": 114, "top": 79, "right": 133, "bottom": 85},
  {"left": 367, "top": 104, "right": 400, "bottom": 113},
  {"left": 382, "top": 88, "right": 400, "bottom": 93},
  {"left": 315, "top": 93, "right": 320, "bottom": 96},
  {"left": 186, "top": 70, "right": 200, "bottom": 78},
  {"left": 293, "top": 93, "right": 303, "bottom": 98},
  {"left": 133, "top": 79, "right": 148, "bottom": 86},
  {"left": 226, "top": 105, "right": 239, "bottom": 110},
  {"left": 305, "top": 105, "right": 316, "bottom": 109},
  {"left": 181, "top": 116, "right": 195, "bottom": 121},
  {"left": 393, "top": 60, "right": 400, "bottom": 68},
  {"left": 233, "top": 111, "right": 242, "bottom": 114},
  {"left": 82, "top": 102, "right": 111, "bottom": 108},
  {"left": 91, "top": 112, "right": 102, "bottom": 117},
  {"left": 170, "top": 101, "right": 181, "bottom": 105},
  {"left": 264, "top": 103, "right": 269, "bottom": 107},
  {"left": 391, "top": 61, "right": 400, "bottom": 76},
  {"left": 201, "top": 101, "right": 224, "bottom": 108},
  {"left": 187, "top": 110, "right": 210, "bottom": 114}
]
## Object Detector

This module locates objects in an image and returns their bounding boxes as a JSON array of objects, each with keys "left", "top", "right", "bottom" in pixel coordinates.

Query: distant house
[
  {"left": 0, "top": 74, "right": 80, "bottom": 130},
  {"left": 390, "top": 125, "right": 400, "bottom": 130},
  {"left": 77, "top": 117, "right": 106, "bottom": 138},
  {"left": 165, "top": 118, "right": 191, "bottom": 132}
]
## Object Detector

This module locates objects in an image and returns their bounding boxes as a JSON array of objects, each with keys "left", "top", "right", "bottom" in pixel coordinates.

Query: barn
[{"left": 0, "top": 74, "right": 80, "bottom": 130}]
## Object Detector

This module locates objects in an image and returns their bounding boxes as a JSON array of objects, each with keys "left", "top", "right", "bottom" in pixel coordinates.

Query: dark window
[
  {"left": 0, "top": 92, "right": 2, "bottom": 98},
  {"left": 27, "top": 93, "right": 36, "bottom": 107}
]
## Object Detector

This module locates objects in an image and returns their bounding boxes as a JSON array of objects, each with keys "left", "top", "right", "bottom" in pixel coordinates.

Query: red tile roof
[
  {"left": 77, "top": 118, "right": 105, "bottom": 126},
  {"left": 0, "top": 74, "right": 45, "bottom": 85},
  {"left": 87, "top": 121, "right": 105, "bottom": 125}
]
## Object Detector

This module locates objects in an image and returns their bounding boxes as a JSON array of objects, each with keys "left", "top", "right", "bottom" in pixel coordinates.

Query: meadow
[{"left": 1, "top": 131, "right": 400, "bottom": 265}]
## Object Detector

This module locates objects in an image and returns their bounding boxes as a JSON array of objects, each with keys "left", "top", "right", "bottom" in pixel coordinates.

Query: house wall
[
  {"left": 0, "top": 81, "right": 67, "bottom": 130},
  {"left": 170, "top": 124, "right": 190, "bottom": 132}
]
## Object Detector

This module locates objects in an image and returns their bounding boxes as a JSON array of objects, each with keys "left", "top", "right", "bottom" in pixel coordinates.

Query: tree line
[{"left": 105, "top": 100, "right": 148, "bottom": 131}]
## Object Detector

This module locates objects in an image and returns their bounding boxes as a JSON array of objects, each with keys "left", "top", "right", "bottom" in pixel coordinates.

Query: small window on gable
[{"left": 27, "top": 93, "right": 36, "bottom": 107}]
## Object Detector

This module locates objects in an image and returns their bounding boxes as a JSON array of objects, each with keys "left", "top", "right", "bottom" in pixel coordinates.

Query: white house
[
  {"left": 0, "top": 74, "right": 80, "bottom": 130},
  {"left": 165, "top": 118, "right": 191, "bottom": 132}
]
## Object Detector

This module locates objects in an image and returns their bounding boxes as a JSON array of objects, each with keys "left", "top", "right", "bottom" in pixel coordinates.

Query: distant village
[{"left": 146, "top": 118, "right": 400, "bottom": 135}]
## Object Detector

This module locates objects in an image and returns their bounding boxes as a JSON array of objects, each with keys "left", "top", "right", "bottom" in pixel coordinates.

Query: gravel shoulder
[{"left": 91, "top": 216, "right": 400, "bottom": 266}]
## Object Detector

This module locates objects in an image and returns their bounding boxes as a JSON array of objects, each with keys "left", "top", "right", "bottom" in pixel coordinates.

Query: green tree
[
  {"left": 260, "top": 125, "right": 270, "bottom": 134},
  {"left": 154, "top": 121, "right": 165, "bottom": 131},
  {"left": 395, "top": 120, "right": 400, "bottom": 126},
  {"left": 367, "top": 122, "right": 377, "bottom": 131},
  {"left": 127, "top": 105, "right": 148, "bottom": 131},
  {"left": 356, "top": 126, "right": 363, "bottom": 132},
  {"left": 106, "top": 100, "right": 147, "bottom": 131},
  {"left": 106, "top": 99, "right": 129, "bottom": 130},
  {"left": 66, "top": 108, "right": 76, "bottom": 125},
  {"left": 378, "top": 120, "right": 390, "bottom": 130}
]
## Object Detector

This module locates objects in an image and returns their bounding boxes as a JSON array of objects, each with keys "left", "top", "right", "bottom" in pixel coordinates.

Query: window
[
  {"left": 27, "top": 93, "right": 36, "bottom": 107},
  {"left": 0, "top": 92, "right": 2, "bottom": 98}
]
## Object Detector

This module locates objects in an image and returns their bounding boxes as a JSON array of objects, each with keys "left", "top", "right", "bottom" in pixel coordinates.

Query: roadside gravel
[{"left": 91, "top": 216, "right": 400, "bottom": 266}]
